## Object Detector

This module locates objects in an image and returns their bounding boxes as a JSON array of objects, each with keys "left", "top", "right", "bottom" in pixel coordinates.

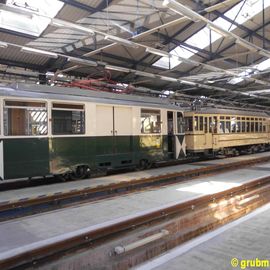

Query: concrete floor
[
  {"left": 1, "top": 151, "right": 270, "bottom": 203},
  {"left": 1, "top": 157, "right": 270, "bottom": 260},
  {"left": 136, "top": 202, "right": 270, "bottom": 270}
]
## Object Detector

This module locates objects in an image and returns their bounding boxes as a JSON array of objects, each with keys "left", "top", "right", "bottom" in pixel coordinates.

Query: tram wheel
[
  {"left": 72, "top": 165, "right": 90, "bottom": 179},
  {"left": 136, "top": 159, "right": 149, "bottom": 171}
]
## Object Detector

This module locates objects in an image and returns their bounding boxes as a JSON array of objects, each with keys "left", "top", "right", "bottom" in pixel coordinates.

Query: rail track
[
  {"left": 1, "top": 154, "right": 270, "bottom": 221},
  {"left": 1, "top": 174, "right": 270, "bottom": 270},
  {"left": 0, "top": 157, "right": 202, "bottom": 192}
]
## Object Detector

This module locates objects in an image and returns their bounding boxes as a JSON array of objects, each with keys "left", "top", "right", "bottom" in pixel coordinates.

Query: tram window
[
  {"left": 177, "top": 112, "right": 184, "bottom": 133},
  {"left": 219, "top": 121, "right": 225, "bottom": 133},
  {"left": 237, "top": 122, "right": 241, "bottom": 132},
  {"left": 199, "top": 116, "right": 203, "bottom": 131},
  {"left": 259, "top": 122, "right": 262, "bottom": 132},
  {"left": 213, "top": 117, "right": 217, "bottom": 133},
  {"left": 225, "top": 121, "right": 230, "bottom": 133},
  {"left": 185, "top": 117, "right": 193, "bottom": 132},
  {"left": 210, "top": 116, "right": 217, "bottom": 133},
  {"left": 255, "top": 122, "right": 258, "bottom": 132},
  {"left": 237, "top": 117, "right": 241, "bottom": 132},
  {"left": 4, "top": 100, "right": 47, "bottom": 136},
  {"left": 251, "top": 122, "right": 254, "bottom": 132},
  {"left": 141, "top": 109, "right": 161, "bottom": 134},
  {"left": 231, "top": 117, "right": 236, "bottom": 133},
  {"left": 236, "top": 117, "right": 241, "bottom": 132},
  {"left": 246, "top": 118, "right": 250, "bottom": 132},
  {"left": 204, "top": 117, "right": 208, "bottom": 133},
  {"left": 52, "top": 103, "right": 85, "bottom": 135},
  {"left": 246, "top": 121, "right": 250, "bottom": 132},
  {"left": 242, "top": 121, "right": 246, "bottom": 132},
  {"left": 194, "top": 116, "right": 198, "bottom": 131}
]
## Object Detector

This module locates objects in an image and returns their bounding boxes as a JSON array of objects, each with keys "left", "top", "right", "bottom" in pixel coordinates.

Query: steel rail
[
  {"left": 1, "top": 154, "right": 270, "bottom": 221},
  {"left": 1, "top": 175, "right": 270, "bottom": 269}
]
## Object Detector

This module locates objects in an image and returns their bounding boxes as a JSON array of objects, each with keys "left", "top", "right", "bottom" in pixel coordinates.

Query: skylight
[
  {"left": 154, "top": 0, "right": 270, "bottom": 69},
  {"left": 0, "top": 0, "right": 64, "bottom": 37},
  {"left": 228, "top": 58, "right": 270, "bottom": 84}
]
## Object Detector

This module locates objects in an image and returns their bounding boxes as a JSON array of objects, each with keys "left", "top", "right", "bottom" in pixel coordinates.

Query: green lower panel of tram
[{"left": 3, "top": 135, "right": 171, "bottom": 179}]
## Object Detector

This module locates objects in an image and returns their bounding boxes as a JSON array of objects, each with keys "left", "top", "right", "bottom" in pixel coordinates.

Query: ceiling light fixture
[
  {"left": 145, "top": 47, "right": 170, "bottom": 58},
  {"left": 67, "top": 57, "right": 98, "bottom": 67},
  {"left": 51, "top": 18, "right": 95, "bottom": 35},
  {"left": 105, "top": 65, "right": 130, "bottom": 73},
  {"left": 163, "top": 0, "right": 200, "bottom": 22},
  {"left": 104, "top": 35, "right": 138, "bottom": 48},
  {"left": 21, "top": 47, "right": 58, "bottom": 58}
]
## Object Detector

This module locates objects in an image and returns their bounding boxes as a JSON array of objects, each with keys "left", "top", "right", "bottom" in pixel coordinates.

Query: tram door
[
  {"left": 167, "top": 111, "right": 174, "bottom": 158},
  {"left": 204, "top": 117, "right": 213, "bottom": 148},
  {"left": 114, "top": 106, "right": 132, "bottom": 154},
  {"left": 96, "top": 105, "right": 132, "bottom": 155},
  {"left": 167, "top": 111, "right": 186, "bottom": 159}
]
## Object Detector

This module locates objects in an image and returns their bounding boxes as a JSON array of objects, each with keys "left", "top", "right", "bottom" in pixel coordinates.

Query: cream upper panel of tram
[{"left": 0, "top": 87, "right": 185, "bottom": 138}]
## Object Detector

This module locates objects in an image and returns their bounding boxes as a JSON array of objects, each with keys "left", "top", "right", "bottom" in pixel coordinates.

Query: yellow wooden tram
[{"left": 184, "top": 108, "right": 270, "bottom": 156}]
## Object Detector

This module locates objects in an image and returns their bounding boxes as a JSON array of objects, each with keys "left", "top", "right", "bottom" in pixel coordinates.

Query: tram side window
[
  {"left": 185, "top": 117, "right": 193, "bottom": 132},
  {"left": 259, "top": 119, "right": 262, "bottom": 132},
  {"left": 52, "top": 103, "right": 85, "bottom": 135},
  {"left": 263, "top": 119, "right": 266, "bottom": 132},
  {"left": 242, "top": 117, "right": 246, "bottom": 132},
  {"left": 4, "top": 100, "right": 47, "bottom": 136},
  {"left": 231, "top": 117, "right": 237, "bottom": 133},
  {"left": 209, "top": 116, "right": 217, "bottom": 133},
  {"left": 246, "top": 118, "right": 250, "bottom": 132},
  {"left": 199, "top": 116, "right": 203, "bottom": 131},
  {"left": 141, "top": 109, "right": 161, "bottom": 134},
  {"left": 255, "top": 118, "right": 258, "bottom": 132},
  {"left": 204, "top": 117, "right": 208, "bottom": 133},
  {"left": 237, "top": 117, "right": 241, "bottom": 133},
  {"left": 220, "top": 121, "right": 225, "bottom": 133},
  {"left": 194, "top": 116, "right": 198, "bottom": 131},
  {"left": 177, "top": 112, "right": 184, "bottom": 133},
  {"left": 251, "top": 118, "right": 254, "bottom": 132}
]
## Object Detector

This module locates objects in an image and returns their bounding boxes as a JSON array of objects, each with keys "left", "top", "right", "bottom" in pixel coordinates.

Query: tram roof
[{"left": 0, "top": 83, "right": 182, "bottom": 111}]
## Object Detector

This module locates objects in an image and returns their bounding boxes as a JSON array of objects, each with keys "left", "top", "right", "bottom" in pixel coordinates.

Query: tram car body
[
  {"left": 184, "top": 108, "right": 270, "bottom": 156},
  {"left": 0, "top": 84, "right": 185, "bottom": 180}
]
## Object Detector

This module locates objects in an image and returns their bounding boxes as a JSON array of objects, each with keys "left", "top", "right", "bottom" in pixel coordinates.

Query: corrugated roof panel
[
  {"left": 0, "top": 47, "right": 51, "bottom": 65},
  {"left": 56, "top": 5, "right": 90, "bottom": 21}
]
